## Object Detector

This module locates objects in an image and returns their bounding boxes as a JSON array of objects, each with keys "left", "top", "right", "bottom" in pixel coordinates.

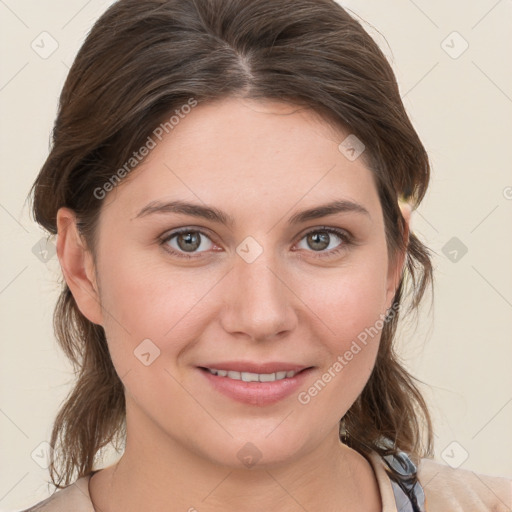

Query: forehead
[{"left": 101, "top": 97, "right": 380, "bottom": 222}]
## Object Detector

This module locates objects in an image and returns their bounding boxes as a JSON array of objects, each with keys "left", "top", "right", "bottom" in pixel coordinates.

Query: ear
[
  {"left": 56, "top": 207, "right": 104, "bottom": 325},
  {"left": 385, "top": 201, "right": 411, "bottom": 309}
]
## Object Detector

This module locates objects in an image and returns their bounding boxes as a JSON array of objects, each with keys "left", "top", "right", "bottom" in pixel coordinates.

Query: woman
[{"left": 21, "top": 0, "right": 511, "bottom": 510}]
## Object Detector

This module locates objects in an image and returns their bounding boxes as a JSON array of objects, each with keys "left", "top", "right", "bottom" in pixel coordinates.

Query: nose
[{"left": 219, "top": 248, "right": 297, "bottom": 342}]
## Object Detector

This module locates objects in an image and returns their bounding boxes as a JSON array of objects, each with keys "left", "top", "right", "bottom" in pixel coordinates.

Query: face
[{"left": 61, "top": 97, "right": 404, "bottom": 469}]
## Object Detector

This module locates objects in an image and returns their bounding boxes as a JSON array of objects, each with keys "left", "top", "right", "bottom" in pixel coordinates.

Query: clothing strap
[{"left": 382, "top": 451, "right": 426, "bottom": 512}]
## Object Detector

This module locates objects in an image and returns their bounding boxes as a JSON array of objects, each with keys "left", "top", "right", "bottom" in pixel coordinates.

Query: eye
[
  {"left": 159, "top": 226, "right": 352, "bottom": 260},
  {"left": 160, "top": 228, "right": 216, "bottom": 259},
  {"left": 295, "top": 227, "right": 351, "bottom": 258}
]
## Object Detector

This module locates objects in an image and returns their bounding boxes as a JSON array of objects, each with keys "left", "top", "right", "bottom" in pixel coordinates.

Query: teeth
[
  {"left": 241, "top": 372, "right": 259, "bottom": 382},
  {"left": 206, "top": 368, "right": 298, "bottom": 382}
]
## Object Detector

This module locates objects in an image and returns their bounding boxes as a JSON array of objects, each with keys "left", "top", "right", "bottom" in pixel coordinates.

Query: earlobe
[
  {"left": 56, "top": 207, "right": 103, "bottom": 325},
  {"left": 398, "top": 201, "right": 411, "bottom": 252}
]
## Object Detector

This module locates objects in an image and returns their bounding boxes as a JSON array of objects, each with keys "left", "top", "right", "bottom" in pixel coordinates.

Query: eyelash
[{"left": 159, "top": 226, "right": 352, "bottom": 260}]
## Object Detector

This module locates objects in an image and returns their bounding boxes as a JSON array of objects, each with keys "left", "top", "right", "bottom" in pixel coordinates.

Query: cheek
[
  {"left": 292, "top": 256, "right": 388, "bottom": 395},
  {"left": 294, "top": 256, "right": 389, "bottom": 344},
  {"left": 96, "top": 246, "right": 221, "bottom": 376},
  {"left": 292, "top": 283, "right": 386, "bottom": 423}
]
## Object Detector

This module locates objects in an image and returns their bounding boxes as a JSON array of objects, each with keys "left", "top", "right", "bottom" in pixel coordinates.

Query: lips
[{"left": 197, "top": 361, "right": 314, "bottom": 406}]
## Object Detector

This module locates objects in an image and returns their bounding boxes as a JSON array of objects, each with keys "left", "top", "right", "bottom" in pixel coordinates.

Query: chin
[{"left": 199, "top": 429, "right": 315, "bottom": 470}]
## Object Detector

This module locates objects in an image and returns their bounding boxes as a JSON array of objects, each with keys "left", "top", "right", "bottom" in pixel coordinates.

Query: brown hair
[{"left": 29, "top": 0, "right": 434, "bottom": 489}]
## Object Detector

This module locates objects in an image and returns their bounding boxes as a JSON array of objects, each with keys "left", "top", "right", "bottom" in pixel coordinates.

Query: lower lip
[{"left": 198, "top": 367, "right": 313, "bottom": 406}]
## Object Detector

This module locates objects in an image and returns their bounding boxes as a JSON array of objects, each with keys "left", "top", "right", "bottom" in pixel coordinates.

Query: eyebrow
[{"left": 133, "top": 199, "right": 370, "bottom": 226}]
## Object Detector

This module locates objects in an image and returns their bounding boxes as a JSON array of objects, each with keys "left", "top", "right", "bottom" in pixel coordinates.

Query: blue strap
[{"left": 382, "top": 451, "right": 426, "bottom": 512}]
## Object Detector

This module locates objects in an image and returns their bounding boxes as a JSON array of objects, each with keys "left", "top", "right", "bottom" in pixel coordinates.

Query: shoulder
[
  {"left": 18, "top": 475, "right": 94, "bottom": 512},
  {"left": 417, "top": 457, "right": 512, "bottom": 511}
]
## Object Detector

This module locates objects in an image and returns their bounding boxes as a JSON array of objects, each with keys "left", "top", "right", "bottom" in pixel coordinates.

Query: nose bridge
[{"left": 221, "top": 241, "right": 295, "bottom": 339}]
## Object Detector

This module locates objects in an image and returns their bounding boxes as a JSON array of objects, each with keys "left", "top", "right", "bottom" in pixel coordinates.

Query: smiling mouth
[
  {"left": 201, "top": 367, "right": 306, "bottom": 382},
  {"left": 198, "top": 365, "right": 314, "bottom": 405}
]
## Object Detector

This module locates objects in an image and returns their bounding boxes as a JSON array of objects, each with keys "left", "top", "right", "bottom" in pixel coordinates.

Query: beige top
[{"left": 19, "top": 453, "right": 512, "bottom": 511}]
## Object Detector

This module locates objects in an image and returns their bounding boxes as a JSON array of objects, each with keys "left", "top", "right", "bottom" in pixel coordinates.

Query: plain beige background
[{"left": 1, "top": 0, "right": 511, "bottom": 510}]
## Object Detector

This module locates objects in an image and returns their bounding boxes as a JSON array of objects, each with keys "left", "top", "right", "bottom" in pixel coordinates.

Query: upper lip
[{"left": 199, "top": 361, "right": 311, "bottom": 374}]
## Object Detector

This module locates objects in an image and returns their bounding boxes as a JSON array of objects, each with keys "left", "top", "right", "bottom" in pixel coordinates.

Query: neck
[{"left": 89, "top": 405, "right": 381, "bottom": 512}]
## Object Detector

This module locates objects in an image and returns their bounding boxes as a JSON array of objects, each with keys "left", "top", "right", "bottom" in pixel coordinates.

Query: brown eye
[
  {"left": 176, "top": 231, "right": 201, "bottom": 252},
  {"left": 161, "top": 229, "right": 215, "bottom": 258},
  {"left": 296, "top": 227, "right": 351, "bottom": 258},
  {"left": 306, "top": 232, "right": 331, "bottom": 251}
]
